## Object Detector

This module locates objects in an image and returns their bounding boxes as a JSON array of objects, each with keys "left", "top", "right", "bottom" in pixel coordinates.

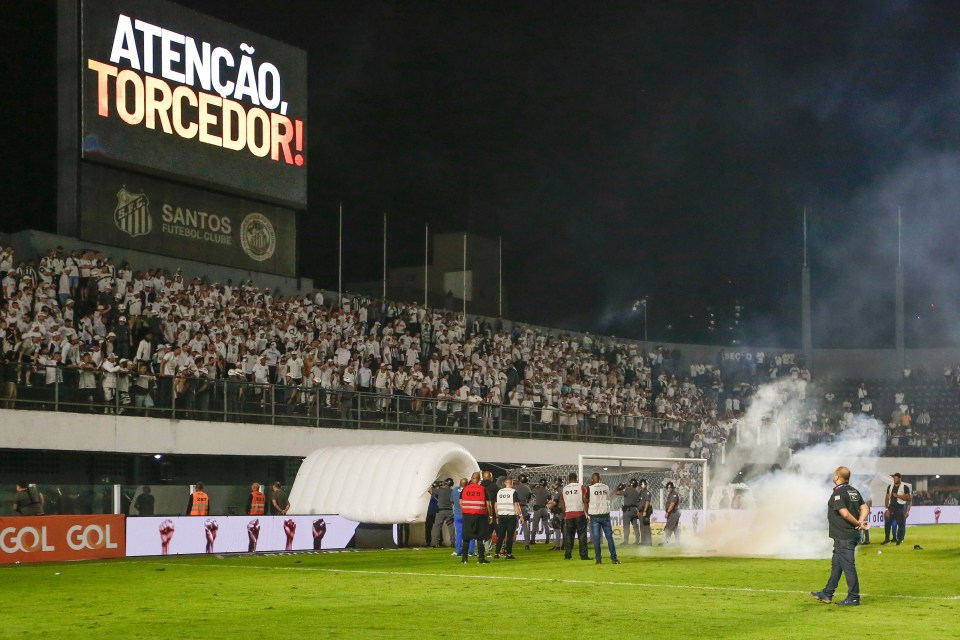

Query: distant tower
[{"left": 801, "top": 210, "right": 813, "bottom": 370}]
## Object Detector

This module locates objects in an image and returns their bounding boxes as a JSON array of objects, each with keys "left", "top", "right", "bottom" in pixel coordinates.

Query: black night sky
[{"left": 7, "top": 1, "right": 960, "bottom": 347}]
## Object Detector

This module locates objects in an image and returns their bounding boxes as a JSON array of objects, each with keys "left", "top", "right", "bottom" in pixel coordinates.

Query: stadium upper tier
[{"left": 0, "top": 241, "right": 957, "bottom": 457}]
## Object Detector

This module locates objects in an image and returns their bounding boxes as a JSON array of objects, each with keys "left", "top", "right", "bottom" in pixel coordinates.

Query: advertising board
[
  {"left": 0, "top": 515, "right": 126, "bottom": 564},
  {"left": 126, "top": 515, "right": 357, "bottom": 556}
]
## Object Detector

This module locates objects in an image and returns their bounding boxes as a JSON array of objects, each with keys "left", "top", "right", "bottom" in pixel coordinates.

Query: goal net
[{"left": 504, "top": 455, "right": 708, "bottom": 536}]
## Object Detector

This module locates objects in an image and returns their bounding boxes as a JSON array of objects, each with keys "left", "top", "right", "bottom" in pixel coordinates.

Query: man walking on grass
[{"left": 811, "top": 466, "right": 869, "bottom": 607}]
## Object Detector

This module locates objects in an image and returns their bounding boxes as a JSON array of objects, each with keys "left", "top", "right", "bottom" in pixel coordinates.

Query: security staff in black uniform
[
  {"left": 548, "top": 477, "right": 565, "bottom": 550},
  {"left": 531, "top": 478, "right": 552, "bottom": 546},
  {"left": 638, "top": 478, "right": 653, "bottom": 545},
  {"left": 618, "top": 479, "right": 641, "bottom": 544},
  {"left": 514, "top": 474, "right": 534, "bottom": 549},
  {"left": 662, "top": 481, "right": 681, "bottom": 544},
  {"left": 811, "top": 465, "right": 869, "bottom": 606}
]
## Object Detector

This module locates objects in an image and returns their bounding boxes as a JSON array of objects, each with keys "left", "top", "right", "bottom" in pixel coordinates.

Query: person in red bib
[{"left": 459, "top": 472, "right": 491, "bottom": 564}]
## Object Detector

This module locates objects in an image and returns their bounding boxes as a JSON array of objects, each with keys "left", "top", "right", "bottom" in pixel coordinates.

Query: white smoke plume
[{"left": 686, "top": 379, "right": 885, "bottom": 559}]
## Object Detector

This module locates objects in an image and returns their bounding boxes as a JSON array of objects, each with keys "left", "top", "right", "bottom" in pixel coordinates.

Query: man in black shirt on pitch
[
  {"left": 811, "top": 466, "right": 869, "bottom": 606},
  {"left": 617, "top": 479, "right": 641, "bottom": 545},
  {"left": 514, "top": 474, "right": 533, "bottom": 549},
  {"left": 530, "top": 479, "right": 552, "bottom": 547},
  {"left": 481, "top": 470, "right": 498, "bottom": 556}
]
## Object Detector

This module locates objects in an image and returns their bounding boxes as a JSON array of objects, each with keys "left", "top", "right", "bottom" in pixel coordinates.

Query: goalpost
[
  {"left": 504, "top": 454, "right": 710, "bottom": 539},
  {"left": 507, "top": 455, "right": 709, "bottom": 535},
  {"left": 577, "top": 455, "right": 708, "bottom": 515}
]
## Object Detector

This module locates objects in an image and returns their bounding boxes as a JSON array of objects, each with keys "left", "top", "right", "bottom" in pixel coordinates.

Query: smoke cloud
[{"left": 686, "top": 379, "right": 885, "bottom": 559}]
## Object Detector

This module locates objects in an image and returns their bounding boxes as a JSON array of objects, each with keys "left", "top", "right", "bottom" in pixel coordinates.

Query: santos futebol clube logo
[
  {"left": 114, "top": 186, "right": 152, "bottom": 238},
  {"left": 239, "top": 212, "right": 276, "bottom": 262}
]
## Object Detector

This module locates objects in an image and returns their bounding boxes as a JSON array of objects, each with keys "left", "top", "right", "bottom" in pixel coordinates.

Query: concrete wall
[
  {"left": 1, "top": 409, "right": 956, "bottom": 475},
  {"left": 0, "top": 409, "right": 685, "bottom": 465}
]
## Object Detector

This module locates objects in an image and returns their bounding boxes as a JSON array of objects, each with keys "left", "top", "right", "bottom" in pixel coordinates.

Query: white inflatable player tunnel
[{"left": 288, "top": 441, "right": 480, "bottom": 523}]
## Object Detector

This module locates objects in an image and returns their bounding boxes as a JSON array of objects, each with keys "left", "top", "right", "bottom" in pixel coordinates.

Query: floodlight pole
[
  {"left": 498, "top": 235, "right": 503, "bottom": 319},
  {"left": 338, "top": 202, "right": 343, "bottom": 306},
  {"left": 801, "top": 209, "right": 813, "bottom": 371},
  {"left": 895, "top": 207, "right": 905, "bottom": 372},
  {"left": 424, "top": 224, "right": 429, "bottom": 306},
  {"left": 382, "top": 214, "right": 387, "bottom": 300}
]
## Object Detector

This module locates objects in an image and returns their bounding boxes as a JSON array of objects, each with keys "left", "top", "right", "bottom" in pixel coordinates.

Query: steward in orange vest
[
  {"left": 247, "top": 482, "right": 266, "bottom": 515},
  {"left": 188, "top": 482, "right": 210, "bottom": 516}
]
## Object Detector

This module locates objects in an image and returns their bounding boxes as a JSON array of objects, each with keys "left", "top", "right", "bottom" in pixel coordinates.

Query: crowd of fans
[
  {"left": 0, "top": 245, "right": 723, "bottom": 443},
  {"left": 3, "top": 244, "right": 960, "bottom": 460},
  {"left": 804, "top": 379, "right": 960, "bottom": 457},
  {"left": 692, "top": 360, "right": 960, "bottom": 458}
]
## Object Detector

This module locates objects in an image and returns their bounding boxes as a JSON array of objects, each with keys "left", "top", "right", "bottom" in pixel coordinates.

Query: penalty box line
[{"left": 135, "top": 562, "right": 960, "bottom": 602}]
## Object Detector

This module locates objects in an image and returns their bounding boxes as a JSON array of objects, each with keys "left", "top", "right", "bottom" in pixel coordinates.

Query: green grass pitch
[{"left": 5, "top": 525, "right": 958, "bottom": 639}]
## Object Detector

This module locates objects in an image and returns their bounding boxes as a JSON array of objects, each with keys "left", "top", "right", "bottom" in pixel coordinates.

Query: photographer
[
  {"left": 430, "top": 478, "right": 455, "bottom": 548},
  {"left": 13, "top": 481, "right": 44, "bottom": 516}
]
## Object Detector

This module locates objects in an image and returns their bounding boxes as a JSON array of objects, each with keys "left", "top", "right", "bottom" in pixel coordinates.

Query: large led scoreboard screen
[{"left": 80, "top": 0, "right": 307, "bottom": 209}]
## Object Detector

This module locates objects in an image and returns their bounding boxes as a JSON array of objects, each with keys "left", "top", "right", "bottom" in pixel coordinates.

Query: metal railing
[{"left": 0, "top": 365, "right": 696, "bottom": 446}]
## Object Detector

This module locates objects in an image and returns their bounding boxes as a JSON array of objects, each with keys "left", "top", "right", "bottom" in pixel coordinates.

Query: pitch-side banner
[
  {"left": 80, "top": 0, "right": 307, "bottom": 208},
  {"left": 869, "top": 505, "right": 959, "bottom": 526},
  {"left": 0, "top": 516, "right": 126, "bottom": 564},
  {"left": 80, "top": 163, "right": 296, "bottom": 276},
  {"left": 125, "top": 515, "right": 356, "bottom": 556}
]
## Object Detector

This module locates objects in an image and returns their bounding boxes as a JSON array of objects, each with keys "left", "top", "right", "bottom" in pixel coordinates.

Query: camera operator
[
  {"left": 430, "top": 478, "right": 455, "bottom": 548},
  {"left": 425, "top": 480, "right": 440, "bottom": 546}
]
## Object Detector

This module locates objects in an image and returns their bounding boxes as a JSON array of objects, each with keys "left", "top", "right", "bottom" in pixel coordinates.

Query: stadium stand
[
  {"left": 0, "top": 243, "right": 707, "bottom": 446},
  {"left": 2, "top": 242, "right": 959, "bottom": 460}
]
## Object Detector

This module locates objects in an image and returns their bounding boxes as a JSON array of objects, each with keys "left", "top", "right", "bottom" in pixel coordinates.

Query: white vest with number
[
  {"left": 588, "top": 483, "right": 611, "bottom": 515},
  {"left": 562, "top": 483, "right": 585, "bottom": 514},
  {"left": 497, "top": 487, "right": 517, "bottom": 516}
]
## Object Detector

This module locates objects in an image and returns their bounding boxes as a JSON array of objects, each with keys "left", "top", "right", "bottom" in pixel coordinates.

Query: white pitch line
[{"left": 136, "top": 562, "right": 960, "bottom": 602}]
